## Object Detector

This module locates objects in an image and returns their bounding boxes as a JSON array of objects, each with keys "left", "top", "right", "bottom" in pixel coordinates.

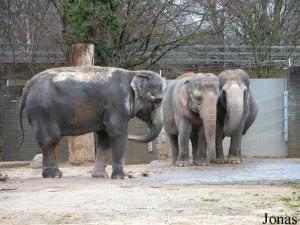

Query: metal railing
[{"left": 0, "top": 44, "right": 66, "bottom": 63}]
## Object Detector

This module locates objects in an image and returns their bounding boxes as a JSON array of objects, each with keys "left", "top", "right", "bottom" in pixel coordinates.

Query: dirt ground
[{"left": 0, "top": 158, "right": 299, "bottom": 225}]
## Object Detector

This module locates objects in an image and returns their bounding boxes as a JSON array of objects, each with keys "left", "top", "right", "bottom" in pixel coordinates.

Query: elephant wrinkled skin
[
  {"left": 162, "top": 73, "right": 219, "bottom": 166},
  {"left": 216, "top": 69, "right": 258, "bottom": 164},
  {"left": 18, "top": 66, "right": 163, "bottom": 179}
]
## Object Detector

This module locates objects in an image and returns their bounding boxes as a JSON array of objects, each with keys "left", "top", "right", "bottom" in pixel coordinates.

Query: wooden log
[{"left": 68, "top": 44, "right": 95, "bottom": 164}]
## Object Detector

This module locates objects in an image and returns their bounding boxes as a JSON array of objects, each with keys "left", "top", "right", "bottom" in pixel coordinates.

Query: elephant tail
[{"left": 16, "top": 85, "right": 29, "bottom": 150}]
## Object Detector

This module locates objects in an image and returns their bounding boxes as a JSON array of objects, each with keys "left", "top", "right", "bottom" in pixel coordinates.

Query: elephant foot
[
  {"left": 227, "top": 156, "right": 241, "bottom": 164},
  {"left": 42, "top": 166, "right": 62, "bottom": 178},
  {"left": 111, "top": 164, "right": 126, "bottom": 179},
  {"left": 92, "top": 163, "right": 108, "bottom": 178},
  {"left": 176, "top": 160, "right": 191, "bottom": 167},
  {"left": 193, "top": 159, "right": 209, "bottom": 166},
  {"left": 215, "top": 157, "right": 225, "bottom": 164},
  {"left": 92, "top": 169, "right": 108, "bottom": 178}
]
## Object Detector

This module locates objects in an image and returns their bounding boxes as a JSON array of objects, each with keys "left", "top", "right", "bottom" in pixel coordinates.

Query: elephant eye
[
  {"left": 221, "top": 90, "right": 226, "bottom": 103},
  {"left": 244, "top": 89, "right": 248, "bottom": 97},
  {"left": 195, "top": 96, "right": 202, "bottom": 102},
  {"left": 222, "top": 89, "right": 226, "bottom": 96},
  {"left": 153, "top": 98, "right": 162, "bottom": 106}
]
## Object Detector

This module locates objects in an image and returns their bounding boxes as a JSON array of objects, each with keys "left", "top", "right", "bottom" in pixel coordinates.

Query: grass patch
[
  {"left": 280, "top": 197, "right": 300, "bottom": 209},
  {"left": 290, "top": 183, "right": 300, "bottom": 190}
]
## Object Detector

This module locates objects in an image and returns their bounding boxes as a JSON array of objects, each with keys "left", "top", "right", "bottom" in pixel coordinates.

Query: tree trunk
[{"left": 68, "top": 44, "right": 95, "bottom": 164}]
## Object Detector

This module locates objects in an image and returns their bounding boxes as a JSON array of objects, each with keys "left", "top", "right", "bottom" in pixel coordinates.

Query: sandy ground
[{"left": 0, "top": 159, "right": 299, "bottom": 225}]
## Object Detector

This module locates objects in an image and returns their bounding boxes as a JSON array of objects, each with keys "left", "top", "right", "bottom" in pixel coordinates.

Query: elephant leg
[
  {"left": 104, "top": 111, "right": 129, "bottom": 179},
  {"left": 42, "top": 144, "right": 62, "bottom": 178},
  {"left": 32, "top": 120, "right": 62, "bottom": 178},
  {"left": 168, "top": 134, "right": 179, "bottom": 166},
  {"left": 92, "top": 131, "right": 110, "bottom": 178},
  {"left": 227, "top": 130, "right": 243, "bottom": 164},
  {"left": 215, "top": 120, "right": 225, "bottom": 164},
  {"left": 177, "top": 122, "right": 192, "bottom": 167},
  {"left": 195, "top": 126, "right": 208, "bottom": 166},
  {"left": 191, "top": 130, "right": 199, "bottom": 165},
  {"left": 110, "top": 132, "right": 128, "bottom": 179}
]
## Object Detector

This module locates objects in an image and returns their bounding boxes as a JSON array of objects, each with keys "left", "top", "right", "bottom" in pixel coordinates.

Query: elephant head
[
  {"left": 184, "top": 73, "right": 219, "bottom": 162},
  {"left": 128, "top": 71, "right": 163, "bottom": 143},
  {"left": 219, "top": 69, "right": 250, "bottom": 136}
]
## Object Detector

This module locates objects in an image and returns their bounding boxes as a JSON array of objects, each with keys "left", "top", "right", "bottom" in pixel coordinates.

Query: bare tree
[
  {"left": 0, "top": 0, "right": 63, "bottom": 79},
  {"left": 2, "top": 0, "right": 298, "bottom": 79},
  {"left": 50, "top": 0, "right": 212, "bottom": 69},
  {"left": 223, "top": 0, "right": 300, "bottom": 77}
]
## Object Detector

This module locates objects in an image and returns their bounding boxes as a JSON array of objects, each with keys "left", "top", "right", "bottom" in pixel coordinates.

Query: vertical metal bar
[
  {"left": 283, "top": 90, "right": 288, "bottom": 141},
  {"left": 148, "top": 141, "right": 153, "bottom": 152}
]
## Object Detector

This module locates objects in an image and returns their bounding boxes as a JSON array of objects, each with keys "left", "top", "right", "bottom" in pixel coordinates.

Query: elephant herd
[
  {"left": 17, "top": 66, "right": 257, "bottom": 179},
  {"left": 163, "top": 69, "right": 257, "bottom": 167}
]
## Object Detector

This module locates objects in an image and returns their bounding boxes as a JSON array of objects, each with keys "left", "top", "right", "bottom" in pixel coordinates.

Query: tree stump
[{"left": 68, "top": 44, "right": 95, "bottom": 164}]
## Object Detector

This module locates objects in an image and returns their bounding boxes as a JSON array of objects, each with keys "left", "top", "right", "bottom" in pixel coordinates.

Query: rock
[
  {"left": 142, "top": 170, "right": 150, "bottom": 177},
  {"left": 30, "top": 153, "right": 43, "bottom": 168},
  {"left": 127, "top": 171, "right": 135, "bottom": 179},
  {"left": 0, "top": 171, "right": 8, "bottom": 181}
]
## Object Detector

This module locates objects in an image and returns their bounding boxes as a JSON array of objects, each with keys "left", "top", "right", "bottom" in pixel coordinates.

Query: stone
[
  {"left": 30, "top": 153, "right": 43, "bottom": 168},
  {"left": 0, "top": 171, "right": 8, "bottom": 181}
]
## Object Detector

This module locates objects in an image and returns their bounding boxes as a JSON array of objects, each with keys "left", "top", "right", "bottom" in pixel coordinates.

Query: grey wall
[
  {"left": 166, "top": 78, "right": 288, "bottom": 157},
  {"left": 224, "top": 78, "right": 288, "bottom": 157},
  {"left": 0, "top": 85, "right": 159, "bottom": 164},
  {"left": 1, "top": 77, "right": 289, "bottom": 163},
  {"left": 1, "top": 86, "right": 69, "bottom": 162}
]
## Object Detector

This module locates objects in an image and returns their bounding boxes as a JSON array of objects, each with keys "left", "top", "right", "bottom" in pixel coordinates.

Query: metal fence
[{"left": 0, "top": 44, "right": 65, "bottom": 63}]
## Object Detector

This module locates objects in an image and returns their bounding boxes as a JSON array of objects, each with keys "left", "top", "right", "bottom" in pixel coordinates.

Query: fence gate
[
  {"left": 223, "top": 78, "right": 288, "bottom": 157},
  {"left": 165, "top": 78, "right": 288, "bottom": 158}
]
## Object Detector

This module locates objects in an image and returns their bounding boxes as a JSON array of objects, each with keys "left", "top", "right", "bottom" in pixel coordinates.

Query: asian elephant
[
  {"left": 162, "top": 73, "right": 219, "bottom": 166},
  {"left": 216, "top": 69, "right": 257, "bottom": 164},
  {"left": 18, "top": 66, "right": 163, "bottom": 179}
]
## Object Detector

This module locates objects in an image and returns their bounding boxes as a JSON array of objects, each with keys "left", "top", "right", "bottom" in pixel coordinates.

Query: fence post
[
  {"left": 283, "top": 91, "right": 288, "bottom": 141},
  {"left": 158, "top": 76, "right": 169, "bottom": 160},
  {"left": 68, "top": 44, "right": 95, "bottom": 164},
  {"left": 288, "top": 66, "right": 300, "bottom": 157}
]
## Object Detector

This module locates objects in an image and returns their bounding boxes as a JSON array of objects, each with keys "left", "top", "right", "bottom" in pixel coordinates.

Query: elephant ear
[
  {"left": 184, "top": 79, "right": 193, "bottom": 97},
  {"left": 130, "top": 74, "right": 150, "bottom": 100},
  {"left": 177, "top": 79, "right": 191, "bottom": 106}
]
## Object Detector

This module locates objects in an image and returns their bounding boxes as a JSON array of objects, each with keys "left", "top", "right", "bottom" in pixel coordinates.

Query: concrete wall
[
  {"left": 0, "top": 85, "right": 159, "bottom": 164},
  {"left": 0, "top": 77, "right": 291, "bottom": 164},
  {"left": 0, "top": 85, "right": 69, "bottom": 162},
  {"left": 224, "top": 78, "right": 288, "bottom": 157},
  {"left": 166, "top": 78, "right": 288, "bottom": 158}
]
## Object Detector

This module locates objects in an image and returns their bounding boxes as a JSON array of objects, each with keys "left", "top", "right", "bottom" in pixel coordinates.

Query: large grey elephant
[
  {"left": 162, "top": 73, "right": 219, "bottom": 166},
  {"left": 216, "top": 69, "right": 258, "bottom": 164},
  {"left": 18, "top": 66, "right": 163, "bottom": 178}
]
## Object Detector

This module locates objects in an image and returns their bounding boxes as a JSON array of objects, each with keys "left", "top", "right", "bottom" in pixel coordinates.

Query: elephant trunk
[
  {"left": 128, "top": 106, "right": 163, "bottom": 143},
  {"left": 224, "top": 91, "right": 244, "bottom": 136},
  {"left": 199, "top": 105, "right": 217, "bottom": 163}
]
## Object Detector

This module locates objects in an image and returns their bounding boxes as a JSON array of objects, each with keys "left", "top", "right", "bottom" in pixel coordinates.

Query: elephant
[
  {"left": 216, "top": 69, "right": 258, "bottom": 164},
  {"left": 17, "top": 66, "right": 163, "bottom": 179},
  {"left": 162, "top": 72, "right": 220, "bottom": 166}
]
